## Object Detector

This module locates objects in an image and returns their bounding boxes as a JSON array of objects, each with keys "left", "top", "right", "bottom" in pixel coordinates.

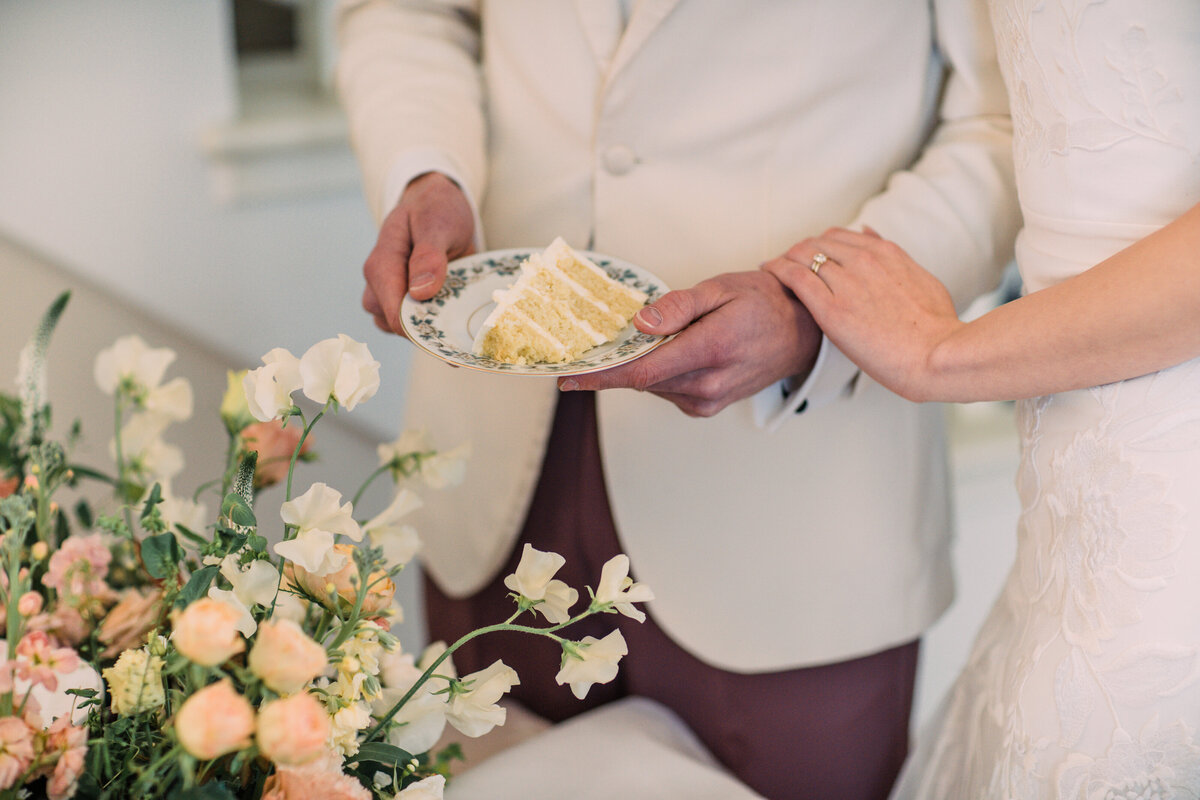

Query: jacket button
[{"left": 601, "top": 145, "right": 638, "bottom": 176}]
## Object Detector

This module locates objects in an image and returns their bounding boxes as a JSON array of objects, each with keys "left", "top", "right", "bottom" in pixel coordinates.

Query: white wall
[{"left": 0, "top": 0, "right": 409, "bottom": 442}]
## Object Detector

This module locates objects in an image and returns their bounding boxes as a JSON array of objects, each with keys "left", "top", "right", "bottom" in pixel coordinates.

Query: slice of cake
[{"left": 473, "top": 238, "right": 648, "bottom": 365}]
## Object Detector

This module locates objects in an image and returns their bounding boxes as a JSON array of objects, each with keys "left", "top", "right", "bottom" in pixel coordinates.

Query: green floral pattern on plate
[{"left": 400, "top": 248, "right": 669, "bottom": 376}]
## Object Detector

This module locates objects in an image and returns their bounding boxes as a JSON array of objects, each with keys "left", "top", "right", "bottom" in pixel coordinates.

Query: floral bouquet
[{"left": 0, "top": 293, "right": 653, "bottom": 800}]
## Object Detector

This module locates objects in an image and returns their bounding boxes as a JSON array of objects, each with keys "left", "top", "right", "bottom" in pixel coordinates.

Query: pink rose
[
  {"left": 171, "top": 597, "right": 245, "bottom": 666},
  {"left": 261, "top": 763, "right": 372, "bottom": 800},
  {"left": 240, "top": 421, "right": 312, "bottom": 489},
  {"left": 247, "top": 619, "right": 327, "bottom": 695},
  {"left": 292, "top": 544, "right": 395, "bottom": 616},
  {"left": 175, "top": 680, "right": 255, "bottom": 760},
  {"left": 256, "top": 693, "right": 331, "bottom": 766},
  {"left": 97, "top": 588, "right": 163, "bottom": 658}
]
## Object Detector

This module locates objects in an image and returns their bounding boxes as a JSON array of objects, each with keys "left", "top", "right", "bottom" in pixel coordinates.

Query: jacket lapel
[{"left": 574, "top": 0, "right": 683, "bottom": 85}]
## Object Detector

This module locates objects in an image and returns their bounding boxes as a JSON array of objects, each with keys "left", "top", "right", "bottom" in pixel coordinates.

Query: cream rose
[
  {"left": 175, "top": 680, "right": 254, "bottom": 760},
  {"left": 247, "top": 618, "right": 327, "bottom": 695}
]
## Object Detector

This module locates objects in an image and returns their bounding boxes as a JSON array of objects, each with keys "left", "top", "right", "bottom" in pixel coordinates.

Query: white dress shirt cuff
[
  {"left": 753, "top": 335, "right": 860, "bottom": 431},
  {"left": 382, "top": 148, "right": 486, "bottom": 252}
]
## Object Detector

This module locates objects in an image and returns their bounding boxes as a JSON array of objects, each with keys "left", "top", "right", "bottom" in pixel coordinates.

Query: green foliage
[{"left": 141, "top": 532, "right": 185, "bottom": 580}]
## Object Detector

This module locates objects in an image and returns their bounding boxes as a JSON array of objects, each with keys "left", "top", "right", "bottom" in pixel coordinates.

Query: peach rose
[
  {"left": 175, "top": 680, "right": 254, "bottom": 760},
  {"left": 98, "top": 588, "right": 162, "bottom": 658},
  {"left": 292, "top": 544, "right": 395, "bottom": 616},
  {"left": 256, "top": 693, "right": 331, "bottom": 766},
  {"left": 247, "top": 618, "right": 327, "bottom": 695},
  {"left": 261, "top": 764, "right": 372, "bottom": 800},
  {"left": 240, "top": 420, "right": 311, "bottom": 489},
  {"left": 171, "top": 598, "right": 245, "bottom": 666}
]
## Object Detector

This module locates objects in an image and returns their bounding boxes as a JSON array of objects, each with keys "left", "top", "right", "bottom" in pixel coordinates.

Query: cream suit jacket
[{"left": 337, "top": 0, "right": 1021, "bottom": 672}]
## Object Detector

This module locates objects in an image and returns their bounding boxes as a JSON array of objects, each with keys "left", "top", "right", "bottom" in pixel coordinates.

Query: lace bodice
[
  {"left": 892, "top": 2, "right": 1200, "bottom": 797},
  {"left": 991, "top": 0, "right": 1200, "bottom": 292}
]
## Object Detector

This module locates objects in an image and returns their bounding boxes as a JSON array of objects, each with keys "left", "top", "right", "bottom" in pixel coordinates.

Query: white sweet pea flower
[
  {"left": 219, "top": 555, "right": 280, "bottom": 608},
  {"left": 243, "top": 348, "right": 302, "bottom": 422},
  {"left": 374, "top": 642, "right": 455, "bottom": 754},
  {"left": 397, "top": 775, "right": 445, "bottom": 800},
  {"left": 159, "top": 488, "right": 209, "bottom": 535},
  {"left": 594, "top": 554, "right": 655, "bottom": 623},
  {"left": 555, "top": 629, "right": 628, "bottom": 700},
  {"left": 274, "top": 529, "right": 347, "bottom": 576},
  {"left": 503, "top": 544, "right": 578, "bottom": 624},
  {"left": 94, "top": 335, "right": 175, "bottom": 396},
  {"left": 376, "top": 428, "right": 430, "bottom": 467},
  {"left": 280, "top": 482, "right": 362, "bottom": 541},
  {"left": 114, "top": 412, "right": 184, "bottom": 482},
  {"left": 144, "top": 376, "right": 193, "bottom": 421},
  {"left": 298, "top": 335, "right": 380, "bottom": 411},
  {"left": 207, "top": 586, "right": 257, "bottom": 637},
  {"left": 418, "top": 442, "right": 471, "bottom": 489},
  {"left": 445, "top": 660, "right": 519, "bottom": 738},
  {"left": 363, "top": 489, "right": 423, "bottom": 566}
]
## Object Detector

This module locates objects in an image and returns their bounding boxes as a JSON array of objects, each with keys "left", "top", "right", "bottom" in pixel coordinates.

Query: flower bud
[
  {"left": 17, "top": 592, "right": 42, "bottom": 617},
  {"left": 30, "top": 542, "right": 48, "bottom": 561}
]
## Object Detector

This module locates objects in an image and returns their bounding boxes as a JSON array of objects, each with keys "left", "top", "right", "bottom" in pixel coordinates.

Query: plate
[{"left": 400, "top": 248, "right": 670, "bottom": 376}]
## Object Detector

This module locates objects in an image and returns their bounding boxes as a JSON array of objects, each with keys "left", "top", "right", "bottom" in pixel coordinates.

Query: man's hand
[
  {"left": 362, "top": 172, "right": 476, "bottom": 335},
  {"left": 560, "top": 270, "right": 822, "bottom": 417}
]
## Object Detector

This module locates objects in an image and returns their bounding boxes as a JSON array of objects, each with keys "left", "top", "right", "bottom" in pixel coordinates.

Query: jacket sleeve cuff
[
  {"left": 752, "top": 335, "right": 860, "bottom": 431},
  {"left": 382, "top": 147, "right": 486, "bottom": 251}
]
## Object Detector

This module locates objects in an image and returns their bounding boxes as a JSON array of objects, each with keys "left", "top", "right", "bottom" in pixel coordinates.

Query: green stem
[
  {"left": 351, "top": 463, "right": 391, "bottom": 509},
  {"left": 112, "top": 394, "right": 136, "bottom": 536},
  {"left": 362, "top": 615, "right": 584, "bottom": 744},
  {"left": 284, "top": 407, "right": 325, "bottom": 505}
]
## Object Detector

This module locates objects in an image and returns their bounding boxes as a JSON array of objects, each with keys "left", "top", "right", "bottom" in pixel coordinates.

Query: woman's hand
[{"left": 763, "top": 228, "right": 964, "bottom": 402}]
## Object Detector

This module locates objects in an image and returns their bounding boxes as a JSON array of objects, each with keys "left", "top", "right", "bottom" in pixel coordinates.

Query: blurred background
[{"left": 0, "top": 0, "right": 1019, "bottom": 733}]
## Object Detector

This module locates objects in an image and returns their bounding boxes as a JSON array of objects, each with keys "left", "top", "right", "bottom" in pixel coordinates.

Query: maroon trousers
[{"left": 425, "top": 392, "right": 918, "bottom": 800}]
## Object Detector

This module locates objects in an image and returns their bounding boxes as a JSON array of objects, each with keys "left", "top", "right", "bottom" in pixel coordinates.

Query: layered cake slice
[{"left": 473, "top": 238, "right": 648, "bottom": 365}]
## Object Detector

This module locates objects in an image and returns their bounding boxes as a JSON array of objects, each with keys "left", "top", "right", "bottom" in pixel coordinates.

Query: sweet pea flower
[
  {"left": 101, "top": 648, "right": 166, "bottom": 716},
  {"left": 220, "top": 555, "right": 281, "bottom": 610},
  {"left": 445, "top": 660, "right": 519, "bottom": 738},
  {"left": 143, "top": 376, "right": 194, "bottom": 422},
  {"left": 376, "top": 428, "right": 469, "bottom": 489},
  {"left": 298, "top": 335, "right": 380, "bottom": 411},
  {"left": 555, "top": 629, "right": 628, "bottom": 700},
  {"left": 503, "top": 544, "right": 578, "bottom": 624},
  {"left": 113, "top": 412, "right": 184, "bottom": 482},
  {"left": 280, "top": 483, "right": 362, "bottom": 542},
  {"left": 397, "top": 775, "right": 446, "bottom": 800},
  {"left": 175, "top": 680, "right": 255, "bottom": 760},
  {"left": 158, "top": 488, "right": 209, "bottom": 536},
  {"left": 593, "top": 554, "right": 655, "bottom": 623},
  {"left": 374, "top": 642, "right": 455, "bottom": 754},
  {"left": 248, "top": 619, "right": 328, "bottom": 695},
  {"left": 93, "top": 335, "right": 175, "bottom": 397},
  {"left": 256, "top": 693, "right": 331, "bottom": 766},
  {"left": 0, "top": 716, "right": 35, "bottom": 790},
  {"left": 361, "top": 489, "right": 423, "bottom": 566},
  {"left": 243, "top": 348, "right": 303, "bottom": 422},
  {"left": 206, "top": 587, "right": 256, "bottom": 638},
  {"left": 171, "top": 597, "right": 246, "bottom": 666},
  {"left": 274, "top": 530, "right": 344, "bottom": 576}
]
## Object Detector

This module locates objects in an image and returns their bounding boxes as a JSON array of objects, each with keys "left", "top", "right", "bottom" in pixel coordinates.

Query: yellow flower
[
  {"left": 102, "top": 648, "right": 166, "bottom": 716},
  {"left": 220, "top": 369, "right": 254, "bottom": 433}
]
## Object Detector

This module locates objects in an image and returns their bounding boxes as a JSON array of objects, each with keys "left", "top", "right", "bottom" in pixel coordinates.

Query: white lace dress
[{"left": 891, "top": 1, "right": 1200, "bottom": 797}]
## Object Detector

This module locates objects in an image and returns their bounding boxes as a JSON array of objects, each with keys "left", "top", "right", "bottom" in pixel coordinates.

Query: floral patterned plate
[{"left": 400, "top": 248, "right": 670, "bottom": 376}]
